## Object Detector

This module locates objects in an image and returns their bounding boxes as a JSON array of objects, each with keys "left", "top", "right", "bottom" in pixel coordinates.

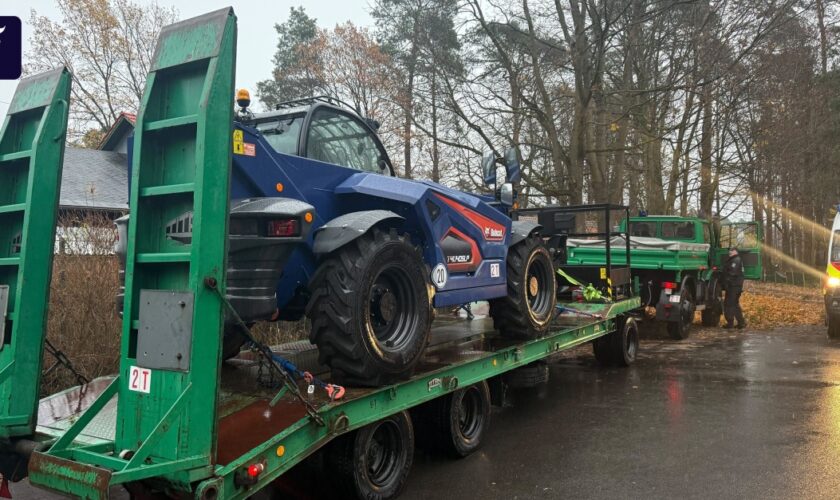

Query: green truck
[{"left": 562, "top": 214, "right": 762, "bottom": 339}]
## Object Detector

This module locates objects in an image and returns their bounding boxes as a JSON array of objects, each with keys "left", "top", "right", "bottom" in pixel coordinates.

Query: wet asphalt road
[{"left": 13, "top": 323, "right": 840, "bottom": 499}]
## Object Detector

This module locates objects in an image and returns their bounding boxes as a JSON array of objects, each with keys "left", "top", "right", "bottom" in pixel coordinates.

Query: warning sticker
[
  {"left": 232, "top": 130, "right": 244, "bottom": 155},
  {"left": 243, "top": 143, "right": 256, "bottom": 156}
]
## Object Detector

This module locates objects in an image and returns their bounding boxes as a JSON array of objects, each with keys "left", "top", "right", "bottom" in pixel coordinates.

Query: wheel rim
[
  {"left": 457, "top": 387, "right": 484, "bottom": 440},
  {"left": 364, "top": 420, "right": 402, "bottom": 487},
  {"left": 526, "top": 251, "right": 553, "bottom": 320},
  {"left": 368, "top": 264, "right": 419, "bottom": 352}
]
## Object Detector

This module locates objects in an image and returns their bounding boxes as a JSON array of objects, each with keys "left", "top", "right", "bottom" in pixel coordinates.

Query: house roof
[
  {"left": 59, "top": 147, "right": 128, "bottom": 211},
  {"left": 97, "top": 112, "right": 136, "bottom": 151}
]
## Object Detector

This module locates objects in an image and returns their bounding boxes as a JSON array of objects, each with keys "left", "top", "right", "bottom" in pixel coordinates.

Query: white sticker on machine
[
  {"left": 490, "top": 262, "right": 500, "bottom": 278},
  {"left": 128, "top": 365, "right": 152, "bottom": 393},
  {"left": 432, "top": 263, "right": 448, "bottom": 289}
]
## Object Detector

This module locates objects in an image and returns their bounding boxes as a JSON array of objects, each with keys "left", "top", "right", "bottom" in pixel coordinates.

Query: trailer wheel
[
  {"left": 829, "top": 314, "right": 840, "bottom": 339},
  {"left": 307, "top": 228, "right": 431, "bottom": 386},
  {"left": 328, "top": 411, "right": 414, "bottom": 500},
  {"left": 503, "top": 360, "right": 550, "bottom": 388},
  {"left": 594, "top": 316, "right": 639, "bottom": 366},
  {"left": 413, "top": 381, "right": 491, "bottom": 458},
  {"left": 490, "top": 234, "right": 557, "bottom": 339},
  {"left": 666, "top": 289, "right": 695, "bottom": 340}
]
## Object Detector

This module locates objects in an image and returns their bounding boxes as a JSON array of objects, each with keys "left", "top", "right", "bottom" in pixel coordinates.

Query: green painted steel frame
[
  {"left": 0, "top": 68, "right": 71, "bottom": 438},
  {"left": 29, "top": 8, "right": 237, "bottom": 497},
  {"left": 200, "top": 298, "right": 641, "bottom": 500}
]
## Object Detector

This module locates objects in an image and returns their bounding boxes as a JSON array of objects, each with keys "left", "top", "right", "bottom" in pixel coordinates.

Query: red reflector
[
  {"left": 832, "top": 262, "right": 840, "bottom": 272},
  {"left": 267, "top": 219, "right": 299, "bottom": 237},
  {"left": 247, "top": 463, "right": 264, "bottom": 478},
  {"left": 662, "top": 281, "right": 677, "bottom": 290}
]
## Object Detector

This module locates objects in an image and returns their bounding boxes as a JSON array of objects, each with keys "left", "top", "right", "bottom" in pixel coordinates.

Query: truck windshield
[
  {"left": 256, "top": 115, "right": 303, "bottom": 155},
  {"left": 832, "top": 230, "right": 840, "bottom": 262}
]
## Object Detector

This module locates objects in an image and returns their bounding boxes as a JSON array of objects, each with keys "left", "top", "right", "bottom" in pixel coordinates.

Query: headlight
[{"left": 827, "top": 276, "right": 840, "bottom": 288}]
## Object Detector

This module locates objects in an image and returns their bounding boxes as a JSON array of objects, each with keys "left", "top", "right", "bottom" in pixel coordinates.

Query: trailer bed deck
[{"left": 30, "top": 298, "right": 638, "bottom": 500}]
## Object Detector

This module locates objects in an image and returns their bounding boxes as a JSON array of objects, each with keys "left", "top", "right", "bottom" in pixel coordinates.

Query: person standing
[{"left": 723, "top": 247, "right": 746, "bottom": 329}]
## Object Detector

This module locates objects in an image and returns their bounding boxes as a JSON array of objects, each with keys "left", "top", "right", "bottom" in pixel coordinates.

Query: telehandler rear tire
[{"left": 490, "top": 234, "right": 556, "bottom": 339}]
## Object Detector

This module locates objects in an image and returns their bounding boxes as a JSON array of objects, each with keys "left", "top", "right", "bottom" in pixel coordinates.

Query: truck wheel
[
  {"left": 829, "top": 314, "right": 840, "bottom": 339},
  {"left": 307, "top": 228, "right": 431, "bottom": 386},
  {"left": 327, "top": 411, "right": 414, "bottom": 500},
  {"left": 593, "top": 316, "right": 639, "bottom": 366},
  {"left": 666, "top": 290, "right": 695, "bottom": 340},
  {"left": 490, "top": 234, "right": 556, "bottom": 339},
  {"left": 413, "top": 381, "right": 491, "bottom": 458},
  {"left": 701, "top": 281, "right": 722, "bottom": 327}
]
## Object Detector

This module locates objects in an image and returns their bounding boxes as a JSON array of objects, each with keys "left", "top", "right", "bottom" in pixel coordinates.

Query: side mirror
[
  {"left": 504, "top": 147, "right": 521, "bottom": 183},
  {"left": 500, "top": 182, "right": 514, "bottom": 207},
  {"left": 481, "top": 152, "right": 496, "bottom": 186}
]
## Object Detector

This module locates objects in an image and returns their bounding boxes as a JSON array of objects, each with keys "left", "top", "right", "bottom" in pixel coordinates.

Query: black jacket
[{"left": 724, "top": 254, "right": 744, "bottom": 288}]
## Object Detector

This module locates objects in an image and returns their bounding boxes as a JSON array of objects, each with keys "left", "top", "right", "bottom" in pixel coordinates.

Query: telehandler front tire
[{"left": 307, "top": 228, "right": 432, "bottom": 386}]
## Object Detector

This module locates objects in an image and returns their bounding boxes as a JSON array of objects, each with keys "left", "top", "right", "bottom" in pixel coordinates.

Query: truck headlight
[{"left": 827, "top": 276, "right": 840, "bottom": 288}]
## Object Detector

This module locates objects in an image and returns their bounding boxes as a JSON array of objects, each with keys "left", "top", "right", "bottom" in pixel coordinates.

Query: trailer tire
[
  {"left": 413, "top": 381, "right": 491, "bottom": 458},
  {"left": 594, "top": 316, "right": 639, "bottom": 366},
  {"left": 327, "top": 411, "right": 414, "bottom": 500},
  {"left": 490, "top": 235, "right": 556, "bottom": 339},
  {"left": 829, "top": 314, "right": 840, "bottom": 339},
  {"left": 666, "top": 288, "right": 695, "bottom": 340},
  {"left": 307, "top": 228, "right": 431, "bottom": 386},
  {"left": 503, "top": 361, "right": 549, "bottom": 388}
]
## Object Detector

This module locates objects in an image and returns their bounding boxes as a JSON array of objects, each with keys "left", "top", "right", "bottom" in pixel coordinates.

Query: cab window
[
  {"left": 662, "top": 221, "right": 696, "bottom": 240},
  {"left": 257, "top": 115, "right": 303, "bottom": 155},
  {"left": 306, "top": 108, "right": 389, "bottom": 174},
  {"left": 629, "top": 221, "right": 656, "bottom": 237}
]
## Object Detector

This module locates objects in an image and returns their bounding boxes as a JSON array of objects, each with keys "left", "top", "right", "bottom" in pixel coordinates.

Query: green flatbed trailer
[
  {"left": 0, "top": 8, "right": 644, "bottom": 500},
  {"left": 21, "top": 299, "right": 639, "bottom": 499},
  {"left": 559, "top": 214, "right": 763, "bottom": 339}
]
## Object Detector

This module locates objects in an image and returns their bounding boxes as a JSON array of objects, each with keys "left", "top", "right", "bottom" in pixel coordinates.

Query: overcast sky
[{"left": 0, "top": 1, "right": 372, "bottom": 123}]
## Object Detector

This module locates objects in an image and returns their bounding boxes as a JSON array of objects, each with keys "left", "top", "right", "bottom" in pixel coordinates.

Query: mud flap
[{"left": 28, "top": 452, "right": 112, "bottom": 499}]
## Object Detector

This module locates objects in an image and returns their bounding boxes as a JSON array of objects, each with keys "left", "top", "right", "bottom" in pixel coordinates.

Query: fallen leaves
[{"left": 698, "top": 281, "right": 823, "bottom": 330}]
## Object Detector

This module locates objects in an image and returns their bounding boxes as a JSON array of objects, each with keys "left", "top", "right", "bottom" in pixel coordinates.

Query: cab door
[{"left": 714, "top": 222, "right": 763, "bottom": 280}]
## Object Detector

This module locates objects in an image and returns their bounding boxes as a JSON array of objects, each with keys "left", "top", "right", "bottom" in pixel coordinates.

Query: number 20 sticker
[
  {"left": 129, "top": 365, "right": 152, "bottom": 393},
  {"left": 432, "top": 263, "right": 448, "bottom": 289}
]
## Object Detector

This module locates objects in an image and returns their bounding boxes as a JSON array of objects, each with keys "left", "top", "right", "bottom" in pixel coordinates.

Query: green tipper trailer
[
  {"left": 562, "top": 214, "right": 763, "bottom": 339},
  {"left": 0, "top": 8, "right": 643, "bottom": 500}
]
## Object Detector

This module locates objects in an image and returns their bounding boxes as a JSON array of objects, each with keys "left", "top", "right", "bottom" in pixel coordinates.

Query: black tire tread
[
  {"left": 306, "top": 228, "right": 431, "bottom": 386},
  {"left": 412, "top": 381, "right": 491, "bottom": 458},
  {"left": 503, "top": 361, "right": 549, "bottom": 388},
  {"left": 326, "top": 411, "right": 415, "bottom": 500},
  {"left": 489, "top": 235, "right": 556, "bottom": 340}
]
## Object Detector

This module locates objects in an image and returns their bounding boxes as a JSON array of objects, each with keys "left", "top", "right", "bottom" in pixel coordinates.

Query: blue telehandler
[{"left": 118, "top": 94, "right": 557, "bottom": 386}]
